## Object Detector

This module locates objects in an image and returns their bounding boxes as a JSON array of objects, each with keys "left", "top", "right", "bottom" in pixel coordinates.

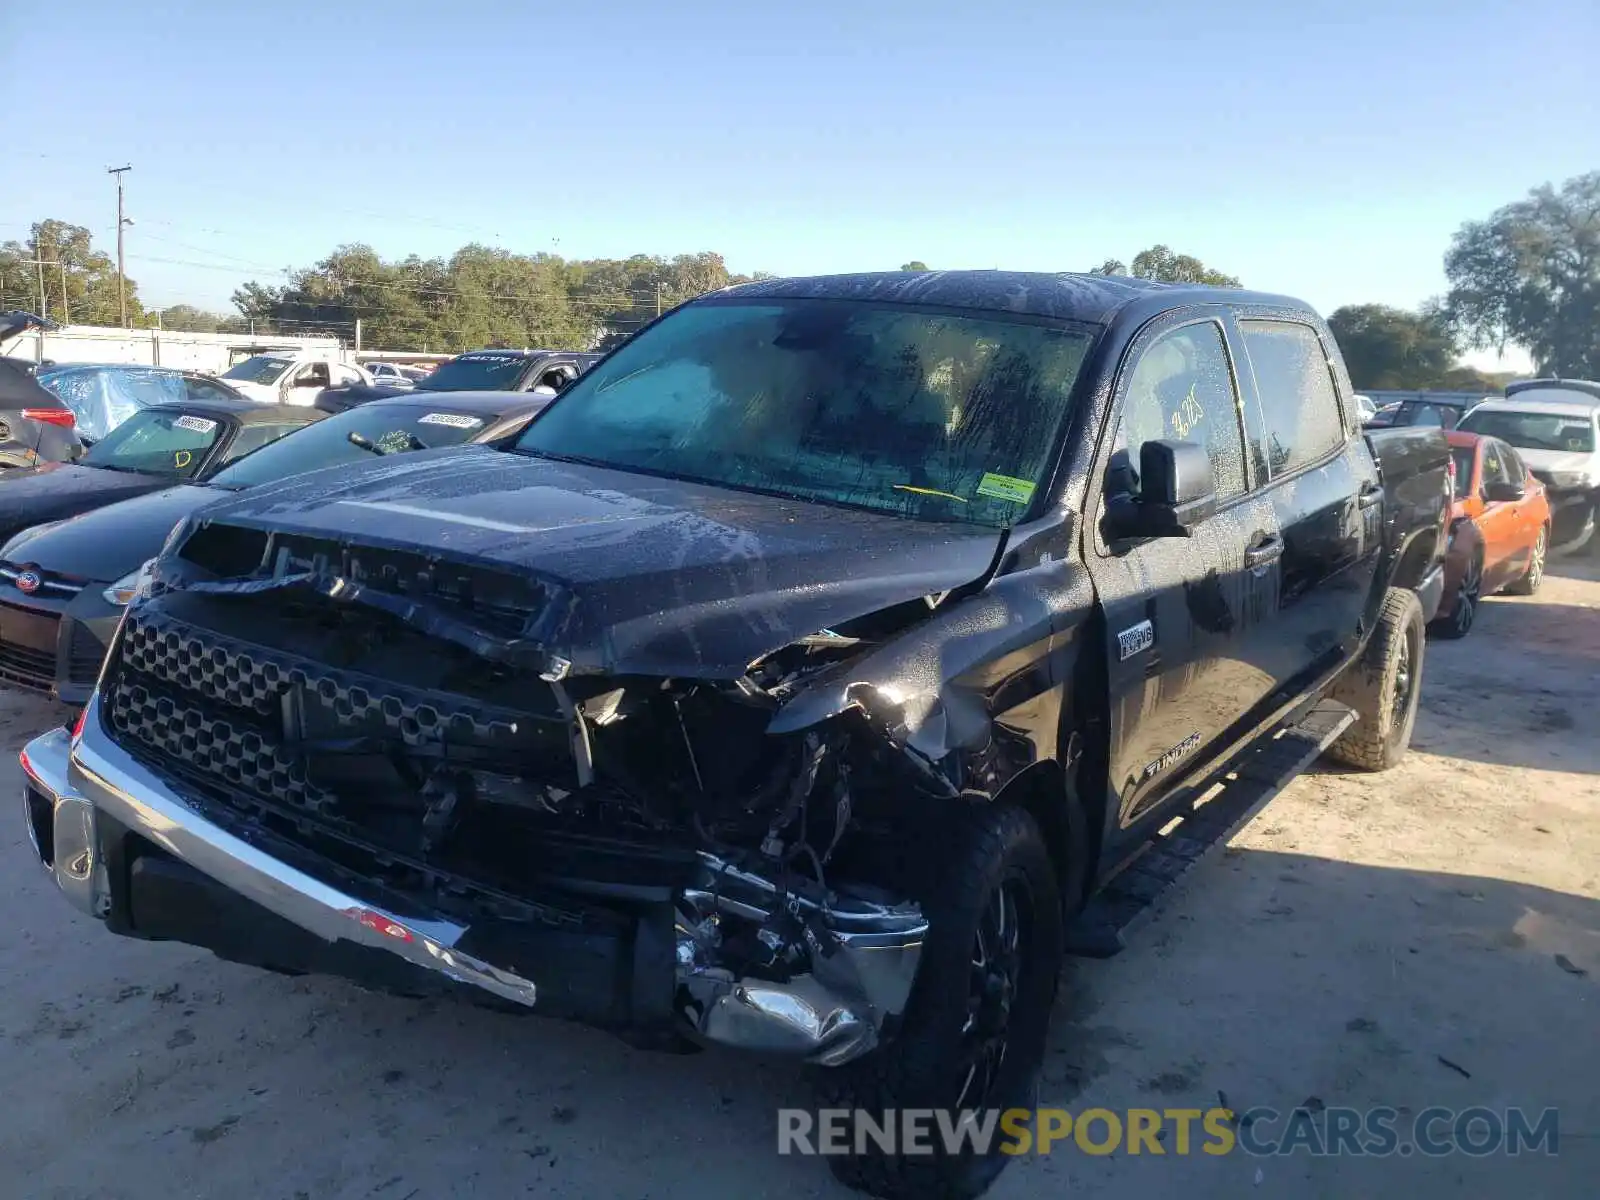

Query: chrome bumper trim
[
  {"left": 65, "top": 693, "right": 540, "bottom": 1008},
  {"left": 21, "top": 725, "right": 107, "bottom": 917},
  {"left": 37, "top": 693, "right": 928, "bottom": 1064}
]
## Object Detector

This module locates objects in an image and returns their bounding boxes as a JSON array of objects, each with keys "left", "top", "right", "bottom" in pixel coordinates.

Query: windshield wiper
[
  {"left": 893, "top": 483, "right": 968, "bottom": 505},
  {"left": 509, "top": 446, "right": 618, "bottom": 470},
  {"left": 348, "top": 430, "right": 427, "bottom": 456}
]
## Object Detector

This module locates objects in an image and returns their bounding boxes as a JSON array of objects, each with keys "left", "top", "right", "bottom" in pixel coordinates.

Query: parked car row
[
  {"left": 1356, "top": 379, "right": 1600, "bottom": 643},
  {"left": 11, "top": 271, "right": 1453, "bottom": 1200},
  {"left": 0, "top": 325, "right": 601, "bottom": 467}
]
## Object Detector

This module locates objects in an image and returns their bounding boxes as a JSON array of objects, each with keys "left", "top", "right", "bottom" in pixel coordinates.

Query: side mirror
[
  {"left": 1103, "top": 440, "right": 1217, "bottom": 541},
  {"left": 1485, "top": 480, "right": 1525, "bottom": 503}
]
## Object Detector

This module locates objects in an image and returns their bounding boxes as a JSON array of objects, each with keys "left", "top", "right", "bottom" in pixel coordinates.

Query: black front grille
[
  {"left": 119, "top": 607, "right": 528, "bottom": 743},
  {"left": 107, "top": 677, "right": 336, "bottom": 812},
  {"left": 0, "top": 621, "right": 57, "bottom": 691},
  {"left": 106, "top": 608, "right": 569, "bottom": 829}
]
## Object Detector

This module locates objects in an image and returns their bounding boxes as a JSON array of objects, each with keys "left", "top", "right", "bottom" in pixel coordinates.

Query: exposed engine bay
[{"left": 96, "top": 523, "right": 1007, "bottom": 1061}]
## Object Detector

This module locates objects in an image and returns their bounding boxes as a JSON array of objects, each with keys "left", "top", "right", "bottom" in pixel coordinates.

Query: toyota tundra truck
[{"left": 22, "top": 271, "right": 1448, "bottom": 1199}]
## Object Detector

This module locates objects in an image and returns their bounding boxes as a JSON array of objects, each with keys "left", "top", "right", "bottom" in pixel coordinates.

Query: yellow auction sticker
[{"left": 976, "top": 472, "right": 1036, "bottom": 504}]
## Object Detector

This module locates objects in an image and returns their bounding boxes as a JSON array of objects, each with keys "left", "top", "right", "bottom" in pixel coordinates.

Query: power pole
[
  {"left": 108, "top": 165, "right": 132, "bottom": 326},
  {"left": 34, "top": 256, "right": 46, "bottom": 318},
  {"left": 655, "top": 281, "right": 664, "bottom": 317}
]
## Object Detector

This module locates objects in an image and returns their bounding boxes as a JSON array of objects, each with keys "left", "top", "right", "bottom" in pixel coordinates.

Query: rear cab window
[{"left": 1237, "top": 320, "right": 1346, "bottom": 480}]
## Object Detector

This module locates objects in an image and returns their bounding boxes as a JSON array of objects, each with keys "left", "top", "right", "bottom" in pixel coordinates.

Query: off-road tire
[
  {"left": 1504, "top": 525, "right": 1547, "bottom": 595},
  {"left": 1323, "top": 587, "right": 1425, "bottom": 772},
  {"left": 814, "top": 804, "right": 1065, "bottom": 1200}
]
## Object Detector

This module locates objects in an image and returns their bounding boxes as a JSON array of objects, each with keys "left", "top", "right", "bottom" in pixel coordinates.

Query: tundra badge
[
  {"left": 1142, "top": 730, "right": 1203, "bottom": 780},
  {"left": 1117, "top": 619, "right": 1154, "bottom": 661}
]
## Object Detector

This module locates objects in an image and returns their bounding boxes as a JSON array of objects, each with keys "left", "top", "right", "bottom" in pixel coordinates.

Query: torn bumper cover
[{"left": 21, "top": 706, "right": 927, "bottom": 1064}]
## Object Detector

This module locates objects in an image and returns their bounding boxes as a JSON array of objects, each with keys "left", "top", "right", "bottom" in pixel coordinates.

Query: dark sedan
[
  {"left": 0, "top": 391, "right": 548, "bottom": 702},
  {"left": 0, "top": 398, "right": 322, "bottom": 549}
]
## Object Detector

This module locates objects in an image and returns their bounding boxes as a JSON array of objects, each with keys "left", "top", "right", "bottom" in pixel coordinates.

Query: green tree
[
  {"left": 1326, "top": 304, "right": 1460, "bottom": 389},
  {"left": 1443, "top": 170, "right": 1600, "bottom": 377},
  {"left": 229, "top": 244, "right": 761, "bottom": 352},
  {"left": 900, "top": 261, "right": 931, "bottom": 272},
  {"left": 145, "top": 303, "right": 225, "bottom": 332},
  {"left": 1089, "top": 245, "right": 1240, "bottom": 286},
  {"left": 0, "top": 219, "right": 144, "bottom": 326}
]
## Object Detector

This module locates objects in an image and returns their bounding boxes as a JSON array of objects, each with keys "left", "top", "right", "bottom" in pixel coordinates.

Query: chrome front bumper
[{"left": 21, "top": 696, "right": 926, "bottom": 1065}]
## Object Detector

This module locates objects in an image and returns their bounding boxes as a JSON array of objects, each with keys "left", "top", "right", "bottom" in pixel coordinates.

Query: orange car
[{"left": 1432, "top": 430, "right": 1551, "bottom": 638}]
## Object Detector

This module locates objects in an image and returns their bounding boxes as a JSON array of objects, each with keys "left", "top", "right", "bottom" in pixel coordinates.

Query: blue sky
[{"left": 3, "top": 0, "right": 1594, "bottom": 367}]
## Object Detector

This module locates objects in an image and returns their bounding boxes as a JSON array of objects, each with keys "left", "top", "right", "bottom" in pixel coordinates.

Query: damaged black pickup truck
[{"left": 23, "top": 272, "right": 1448, "bottom": 1199}]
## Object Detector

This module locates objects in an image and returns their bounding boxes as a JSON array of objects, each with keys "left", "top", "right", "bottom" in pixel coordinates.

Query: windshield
[
  {"left": 514, "top": 299, "right": 1096, "bottom": 527},
  {"left": 416, "top": 354, "right": 528, "bottom": 391},
  {"left": 1450, "top": 447, "right": 1475, "bottom": 497},
  {"left": 210, "top": 404, "right": 500, "bottom": 488},
  {"left": 1457, "top": 410, "right": 1595, "bottom": 453},
  {"left": 81, "top": 409, "right": 225, "bottom": 479},
  {"left": 222, "top": 355, "right": 293, "bottom": 386}
]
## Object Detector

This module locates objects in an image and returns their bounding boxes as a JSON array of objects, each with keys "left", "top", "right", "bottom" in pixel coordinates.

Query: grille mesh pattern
[
  {"left": 121, "top": 612, "right": 287, "bottom": 715},
  {"left": 108, "top": 678, "right": 336, "bottom": 813},
  {"left": 119, "top": 610, "right": 524, "bottom": 746}
]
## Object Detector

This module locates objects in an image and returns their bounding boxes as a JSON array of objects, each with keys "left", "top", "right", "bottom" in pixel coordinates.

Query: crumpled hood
[
  {"left": 3, "top": 484, "right": 216, "bottom": 582},
  {"left": 181, "top": 447, "right": 1005, "bottom": 677},
  {"left": 0, "top": 463, "right": 172, "bottom": 551}
]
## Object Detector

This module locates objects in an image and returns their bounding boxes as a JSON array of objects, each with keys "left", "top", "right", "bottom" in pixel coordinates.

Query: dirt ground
[{"left": 2, "top": 558, "right": 1596, "bottom": 1200}]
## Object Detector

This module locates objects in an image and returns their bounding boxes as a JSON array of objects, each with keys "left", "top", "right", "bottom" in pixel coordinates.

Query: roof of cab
[{"left": 715, "top": 269, "right": 1309, "bottom": 326}]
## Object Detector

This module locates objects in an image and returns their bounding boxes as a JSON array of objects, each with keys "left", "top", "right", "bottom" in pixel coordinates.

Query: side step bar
[{"left": 1066, "top": 700, "right": 1357, "bottom": 958}]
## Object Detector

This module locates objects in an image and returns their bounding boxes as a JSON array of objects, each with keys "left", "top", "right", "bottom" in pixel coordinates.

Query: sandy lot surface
[{"left": 2, "top": 558, "right": 1596, "bottom": 1200}]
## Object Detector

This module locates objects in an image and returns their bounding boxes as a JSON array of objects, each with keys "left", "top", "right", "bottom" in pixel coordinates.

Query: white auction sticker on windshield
[
  {"left": 173, "top": 415, "right": 219, "bottom": 434},
  {"left": 417, "top": 413, "right": 484, "bottom": 428}
]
